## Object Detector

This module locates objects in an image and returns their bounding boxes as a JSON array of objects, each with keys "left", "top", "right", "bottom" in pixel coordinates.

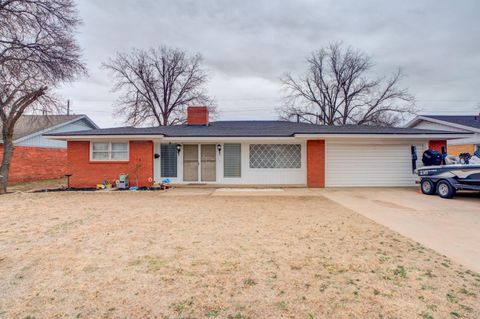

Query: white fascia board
[
  {"left": 160, "top": 136, "right": 297, "bottom": 142},
  {"left": 448, "top": 135, "right": 480, "bottom": 145},
  {"left": 47, "top": 135, "right": 296, "bottom": 142},
  {"left": 294, "top": 133, "right": 472, "bottom": 139},
  {"left": 405, "top": 116, "right": 480, "bottom": 133},
  {"left": 46, "top": 134, "right": 164, "bottom": 141},
  {"left": 81, "top": 115, "right": 100, "bottom": 129},
  {"left": 46, "top": 133, "right": 472, "bottom": 142},
  {"left": 403, "top": 116, "right": 423, "bottom": 128}
]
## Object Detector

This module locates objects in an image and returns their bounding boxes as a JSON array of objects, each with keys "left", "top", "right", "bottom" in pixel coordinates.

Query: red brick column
[{"left": 307, "top": 140, "right": 325, "bottom": 188}]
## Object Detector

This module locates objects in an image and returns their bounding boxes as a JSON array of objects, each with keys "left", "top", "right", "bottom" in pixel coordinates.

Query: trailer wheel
[
  {"left": 436, "top": 180, "right": 455, "bottom": 199},
  {"left": 420, "top": 179, "right": 435, "bottom": 195}
]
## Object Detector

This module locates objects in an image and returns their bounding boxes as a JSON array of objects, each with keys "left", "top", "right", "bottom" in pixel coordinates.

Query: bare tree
[
  {"left": 278, "top": 43, "right": 415, "bottom": 126},
  {"left": 0, "top": 0, "right": 86, "bottom": 194},
  {"left": 103, "top": 46, "right": 214, "bottom": 126}
]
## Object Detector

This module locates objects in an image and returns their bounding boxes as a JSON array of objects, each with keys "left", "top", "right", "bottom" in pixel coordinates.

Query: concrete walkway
[{"left": 323, "top": 188, "right": 480, "bottom": 273}]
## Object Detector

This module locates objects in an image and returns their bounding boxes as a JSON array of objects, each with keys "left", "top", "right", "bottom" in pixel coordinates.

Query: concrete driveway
[{"left": 323, "top": 187, "right": 480, "bottom": 272}]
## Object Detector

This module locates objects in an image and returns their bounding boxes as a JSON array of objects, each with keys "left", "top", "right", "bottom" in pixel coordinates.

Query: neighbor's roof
[
  {"left": 406, "top": 115, "right": 480, "bottom": 131},
  {"left": 45, "top": 120, "right": 470, "bottom": 138},
  {"left": 422, "top": 115, "right": 480, "bottom": 129},
  {"left": 0, "top": 114, "right": 96, "bottom": 142}
]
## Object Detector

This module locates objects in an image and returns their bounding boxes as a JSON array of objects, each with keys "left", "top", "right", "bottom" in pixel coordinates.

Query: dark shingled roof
[
  {"left": 1, "top": 115, "right": 86, "bottom": 141},
  {"left": 422, "top": 115, "right": 480, "bottom": 130},
  {"left": 45, "top": 121, "right": 468, "bottom": 138}
]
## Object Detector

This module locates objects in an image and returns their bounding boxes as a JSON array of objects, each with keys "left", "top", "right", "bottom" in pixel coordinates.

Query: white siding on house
[
  {"left": 447, "top": 133, "right": 480, "bottom": 146},
  {"left": 412, "top": 120, "right": 479, "bottom": 146},
  {"left": 325, "top": 141, "right": 426, "bottom": 187},
  {"left": 412, "top": 120, "right": 470, "bottom": 132},
  {"left": 16, "top": 118, "right": 94, "bottom": 148}
]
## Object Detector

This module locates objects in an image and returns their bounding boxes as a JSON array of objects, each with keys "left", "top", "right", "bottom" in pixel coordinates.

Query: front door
[
  {"left": 183, "top": 144, "right": 217, "bottom": 182},
  {"left": 183, "top": 144, "right": 199, "bottom": 181},
  {"left": 201, "top": 144, "right": 216, "bottom": 182}
]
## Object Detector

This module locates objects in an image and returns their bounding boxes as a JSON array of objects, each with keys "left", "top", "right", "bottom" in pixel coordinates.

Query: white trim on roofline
[
  {"left": 153, "top": 136, "right": 298, "bottom": 141},
  {"left": 15, "top": 115, "right": 99, "bottom": 144},
  {"left": 404, "top": 115, "right": 480, "bottom": 133},
  {"left": 46, "top": 132, "right": 472, "bottom": 141},
  {"left": 293, "top": 133, "right": 471, "bottom": 139},
  {"left": 47, "top": 134, "right": 165, "bottom": 140},
  {"left": 448, "top": 135, "right": 480, "bottom": 145}
]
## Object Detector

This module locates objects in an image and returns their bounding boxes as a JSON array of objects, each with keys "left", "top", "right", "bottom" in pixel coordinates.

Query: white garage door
[{"left": 325, "top": 142, "right": 425, "bottom": 187}]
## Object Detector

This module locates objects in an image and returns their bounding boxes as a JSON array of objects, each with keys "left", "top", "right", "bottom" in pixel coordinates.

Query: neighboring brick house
[
  {"left": 45, "top": 107, "right": 469, "bottom": 188},
  {"left": 0, "top": 115, "right": 98, "bottom": 184},
  {"left": 405, "top": 115, "right": 480, "bottom": 155}
]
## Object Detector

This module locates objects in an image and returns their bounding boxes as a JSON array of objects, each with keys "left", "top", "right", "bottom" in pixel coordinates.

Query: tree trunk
[{"left": 0, "top": 135, "right": 14, "bottom": 194}]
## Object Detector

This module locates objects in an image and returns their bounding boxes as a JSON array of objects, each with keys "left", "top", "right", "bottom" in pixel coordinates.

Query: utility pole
[
  {"left": 296, "top": 113, "right": 300, "bottom": 123},
  {"left": 67, "top": 100, "right": 70, "bottom": 116}
]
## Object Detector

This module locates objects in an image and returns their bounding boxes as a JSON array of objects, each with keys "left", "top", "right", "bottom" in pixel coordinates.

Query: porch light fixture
[
  {"left": 176, "top": 144, "right": 182, "bottom": 155},
  {"left": 217, "top": 144, "right": 222, "bottom": 155}
]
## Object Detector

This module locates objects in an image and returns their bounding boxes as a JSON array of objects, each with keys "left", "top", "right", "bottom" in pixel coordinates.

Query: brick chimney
[{"left": 187, "top": 106, "right": 209, "bottom": 125}]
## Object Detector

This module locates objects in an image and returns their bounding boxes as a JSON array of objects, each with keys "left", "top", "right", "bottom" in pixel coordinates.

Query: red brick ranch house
[{"left": 45, "top": 107, "right": 469, "bottom": 188}]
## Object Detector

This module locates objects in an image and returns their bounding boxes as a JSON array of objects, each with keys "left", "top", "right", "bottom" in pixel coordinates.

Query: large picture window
[
  {"left": 91, "top": 142, "right": 129, "bottom": 161},
  {"left": 224, "top": 143, "right": 241, "bottom": 177},
  {"left": 160, "top": 144, "right": 178, "bottom": 177},
  {"left": 249, "top": 144, "right": 301, "bottom": 169}
]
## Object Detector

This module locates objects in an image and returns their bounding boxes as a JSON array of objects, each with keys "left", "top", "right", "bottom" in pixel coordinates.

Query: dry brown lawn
[
  {"left": 0, "top": 191, "right": 479, "bottom": 319},
  {"left": 8, "top": 177, "right": 67, "bottom": 192}
]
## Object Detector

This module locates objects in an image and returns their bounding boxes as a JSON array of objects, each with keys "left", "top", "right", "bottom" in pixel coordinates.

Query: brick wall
[
  {"left": 306, "top": 140, "right": 325, "bottom": 188},
  {"left": 67, "top": 140, "right": 154, "bottom": 188},
  {"left": 0, "top": 145, "right": 67, "bottom": 184},
  {"left": 428, "top": 140, "right": 447, "bottom": 153}
]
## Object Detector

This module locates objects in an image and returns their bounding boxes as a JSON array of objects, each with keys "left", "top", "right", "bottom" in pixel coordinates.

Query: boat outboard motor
[
  {"left": 459, "top": 153, "right": 471, "bottom": 164},
  {"left": 422, "top": 149, "right": 443, "bottom": 166}
]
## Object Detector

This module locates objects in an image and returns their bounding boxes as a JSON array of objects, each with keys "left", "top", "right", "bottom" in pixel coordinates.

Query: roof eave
[
  {"left": 405, "top": 115, "right": 480, "bottom": 133},
  {"left": 294, "top": 133, "right": 473, "bottom": 139},
  {"left": 46, "top": 134, "right": 165, "bottom": 141},
  {"left": 403, "top": 115, "right": 423, "bottom": 128},
  {"left": 81, "top": 115, "right": 100, "bottom": 129},
  {"left": 46, "top": 132, "right": 472, "bottom": 141},
  {"left": 17, "top": 115, "right": 98, "bottom": 144}
]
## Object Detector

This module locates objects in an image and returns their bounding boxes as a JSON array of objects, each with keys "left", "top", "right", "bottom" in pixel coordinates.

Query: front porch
[{"left": 153, "top": 140, "right": 310, "bottom": 186}]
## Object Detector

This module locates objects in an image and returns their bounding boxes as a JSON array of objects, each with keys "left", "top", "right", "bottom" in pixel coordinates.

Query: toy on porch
[
  {"left": 96, "top": 180, "right": 112, "bottom": 190},
  {"left": 116, "top": 173, "right": 129, "bottom": 189}
]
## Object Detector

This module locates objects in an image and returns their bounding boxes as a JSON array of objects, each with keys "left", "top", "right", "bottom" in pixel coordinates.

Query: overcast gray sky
[{"left": 57, "top": 0, "right": 480, "bottom": 127}]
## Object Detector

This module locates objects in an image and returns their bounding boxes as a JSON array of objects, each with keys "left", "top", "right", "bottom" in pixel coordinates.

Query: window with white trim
[
  {"left": 249, "top": 144, "right": 301, "bottom": 168},
  {"left": 91, "top": 142, "right": 129, "bottom": 161}
]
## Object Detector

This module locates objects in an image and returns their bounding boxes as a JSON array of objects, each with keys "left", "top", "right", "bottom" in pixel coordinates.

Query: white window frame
[{"left": 90, "top": 141, "right": 130, "bottom": 161}]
